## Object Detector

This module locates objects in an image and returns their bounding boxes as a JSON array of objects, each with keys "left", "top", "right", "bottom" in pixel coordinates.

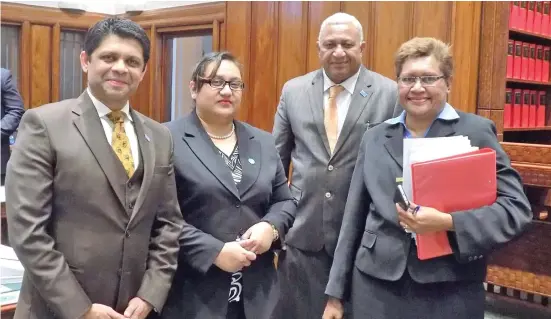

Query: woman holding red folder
[{"left": 323, "top": 37, "right": 532, "bottom": 319}]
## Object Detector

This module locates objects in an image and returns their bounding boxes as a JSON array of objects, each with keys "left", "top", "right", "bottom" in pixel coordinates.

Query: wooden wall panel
[
  {"left": 411, "top": 2, "right": 453, "bottom": 41},
  {"left": 30, "top": 25, "right": 52, "bottom": 108},
  {"left": 225, "top": 1, "right": 252, "bottom": 122},
  {"left": 130, "top": 29, "right": 152, "bottom": 117},
  {"left": 306, "top": 1, "right": 341, "bottom": 72},
  {"left": 248, "top": 2, "right": 279, "bottom": 132},
  {"left": 449, "top": 1, "right": 482, "bottom": 114},
  {"left": 370, "top": 2, "right": 413, "bottom": 79},
  {"left": 276, "top": 1, "right": 308, "bottom": 100},
  {"left": 20, "top": 21, "right": 31, "bottom": 108},
  {"left": 51, "top": 23, "right": 61, "bottom": 103},
  {"left": 341, "top": 2, "right": 374, "bottom": 69}
]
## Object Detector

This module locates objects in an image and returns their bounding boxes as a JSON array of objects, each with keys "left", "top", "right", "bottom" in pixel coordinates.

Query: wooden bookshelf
[
  {"left": 506, "top": 78, "right": 551, "bottom": 86},
  {"left": 510, "top": 28, "right": 551, "bottom": 42}
]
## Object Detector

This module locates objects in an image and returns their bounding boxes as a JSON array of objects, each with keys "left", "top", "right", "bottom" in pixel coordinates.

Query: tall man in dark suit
[
  {"left": 272, "top": 12, "right": 402, "bottom": 318},
  {"left": 6, "top": 18, "right": 184, "bottom": 319},
  {"left": 1, "top": 68, "right": 25, "bottom": 185}
]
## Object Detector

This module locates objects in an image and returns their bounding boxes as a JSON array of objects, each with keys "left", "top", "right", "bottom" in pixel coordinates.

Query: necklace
[{"left": 207, "top": 123, "right": 235, "bottom": 140}]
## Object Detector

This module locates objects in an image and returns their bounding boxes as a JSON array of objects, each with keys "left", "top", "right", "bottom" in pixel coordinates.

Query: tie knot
[
  {"left": 107, "top": 111, "right": 125, "bottom": 124},
  {"left": 329, "top": 85, "right": 344, "bottom": 99}
]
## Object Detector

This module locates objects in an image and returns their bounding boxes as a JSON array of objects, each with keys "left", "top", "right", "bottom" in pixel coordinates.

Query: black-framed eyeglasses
[
  {"left": 397, "top": 75, "right": 446, "bottom": 87},
  {"left": 199, "top": 77, "right": 245, "bottom": 91}
]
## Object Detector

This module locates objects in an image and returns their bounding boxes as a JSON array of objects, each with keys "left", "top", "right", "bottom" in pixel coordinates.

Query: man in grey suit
[
  {"left": 272, "top": 12, "right": 401, "bottom": 318},
  {"left": 6, "top": 18, "right": 183, "bottom": 319}
]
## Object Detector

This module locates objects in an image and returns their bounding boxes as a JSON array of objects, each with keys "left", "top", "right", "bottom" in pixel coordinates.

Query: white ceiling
[{"left": 1, "top": 0, "right": 215, "bottom": 15}]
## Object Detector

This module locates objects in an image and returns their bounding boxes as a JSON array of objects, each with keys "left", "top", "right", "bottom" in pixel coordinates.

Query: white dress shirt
[
  {"left": 322, "top": 68, "right": 361, "bottom": 137},
  {"left": 87, "top": 88, "right": 140, "bottom": 170}
]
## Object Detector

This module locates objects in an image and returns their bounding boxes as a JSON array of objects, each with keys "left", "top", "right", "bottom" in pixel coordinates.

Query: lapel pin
[
  {"left": 360, "top": 90, "right": 368, "bottom": 97},
  {"left": 248, "top": 158, "right": 255, "bottom": 165},
  {"left": 145, "top": 134, "right": 151, "bottom": 142}
]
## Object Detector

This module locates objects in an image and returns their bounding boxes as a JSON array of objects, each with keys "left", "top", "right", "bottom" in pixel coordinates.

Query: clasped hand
[
  {"left": 214, "top": 222, "right": 274, "bottom": 273},
  {"left": 396, "top": 203, "right": 453, "bottom": 234},
  {"left": 82, "top": 297, "right": 152, "bottom": 319}
]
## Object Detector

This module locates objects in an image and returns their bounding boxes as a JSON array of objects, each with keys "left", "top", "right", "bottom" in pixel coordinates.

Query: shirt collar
[
  {"left": 384, "top": 102, "right": 459, "bottom": 125},
  {"left": 87, "top": 87, "right": 132, "bottom": 122},
  {"left": 322, "top": 67, "right": 361, "bottom": 94}
]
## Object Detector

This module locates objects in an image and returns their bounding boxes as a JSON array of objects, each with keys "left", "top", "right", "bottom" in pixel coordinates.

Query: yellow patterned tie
[{"left": 107, "top": 111, "right": 134, "bottom": 177}]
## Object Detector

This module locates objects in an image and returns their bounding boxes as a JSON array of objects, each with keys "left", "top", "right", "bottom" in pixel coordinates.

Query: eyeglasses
[
  {"left": 397, "top": 75, "right": 446, "bottom": 87},
  {"left": 199, "top": 77, "right": 245, "bottom": 91}
]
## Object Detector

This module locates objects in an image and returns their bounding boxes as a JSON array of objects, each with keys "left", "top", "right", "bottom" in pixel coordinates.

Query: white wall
[{"left": 1, "top": 0, "right": 214, "bottom": 15}]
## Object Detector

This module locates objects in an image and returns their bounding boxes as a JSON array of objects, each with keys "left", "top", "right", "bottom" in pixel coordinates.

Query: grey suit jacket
[
  {"left": 273, "top": 66, "right": 401, "bottom": 255},
  {"left": 6, "top": 91, "right": 184, "bottom": 318},
  {"left": 159, "top": 111, "right": 296, "bottom": 319},
  {"left": 325, "top": 109, "right": 532, "bottom": 300}
]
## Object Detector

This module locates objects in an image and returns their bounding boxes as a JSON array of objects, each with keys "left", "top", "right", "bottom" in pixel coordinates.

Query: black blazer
[
  {"left": 159, "top": 111, "right": 296, "bottom": 319},
  {"left": 325, "top": 109, "right": 532, "bottom": 300}
]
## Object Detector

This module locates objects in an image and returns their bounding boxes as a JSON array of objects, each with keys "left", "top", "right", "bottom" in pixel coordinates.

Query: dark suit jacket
[
  {"left": 273, "top": 66, "right": 402, "bottom": 256},
  {"left": 325, "top": 109, "right": 532, "bottom": 300},
  {"left": 159, "top": 111, "right": 296, "bottom": 319},
  {"left": 1, "top": 68, "right": 25, "bottom": 176},
  {"left": 6, "top": 91, "right": 184, "bottom": 318}
]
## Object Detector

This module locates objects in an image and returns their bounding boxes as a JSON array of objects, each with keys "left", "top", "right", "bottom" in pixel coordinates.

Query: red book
[
  {"left": 536, "top": 45, "right": 544, "bottom": 81},
  {"left": 522, "top": 90, "right": 530, "bottom": 127},
  {"left": 544, "top": 46, "right": 550, "bottom": 82},
  {"left": 511, "top": 1, "right": 521, "bottom": 29},
  {"left": 521, "top": 42, "right": 530, "bottom": 80},
  {"left": 537, "top": 91, "right": 547, "bottom": 126},
  {"left": 507, "top": 40, "right": 514, "bottom": 78},
  {"left": 513, "top": 89, "right": 522, "bottom": 128},
  {"left": 530, "top": 90, "right": 538, "bottom": 127},
  {"left": 527, "top": 1, "right": 536, "bottom": 32},
  {"left": 412, "top": 149, "right": 497, "bottom": 260},
  {"left": 529, "top": 43, "right": 536, "bottom": 80},
  {"left": 535, "top": 1, "right": 544, "bottom": 33},
  {"left": 504, "top": 89, "right": 513, "bottom": 128},
  {"left": 543, "top": 2, "right": 550, "bottom": 35},
  {"left": 520, "top": 1, "right": 528, "bottom": 30},
  {"left": 514, "top": 41, "right": 523, "bottom": 79}
]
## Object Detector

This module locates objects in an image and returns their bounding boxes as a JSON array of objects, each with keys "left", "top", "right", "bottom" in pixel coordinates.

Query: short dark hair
[
  {"left": 190, "top": 51, "right": 243, "bottom": 92},
  {"left": 84, "top": 17, "right": 150, "bottom": 68}
]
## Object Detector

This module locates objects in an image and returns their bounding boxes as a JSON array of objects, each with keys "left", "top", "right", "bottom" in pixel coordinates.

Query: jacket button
[
  {"left": 125, "top": 231, "right": 130, "bottom": 238},
  {"left": 468, "top": 256, "right": 473, "bottom": 261},
  {"left": 328, "top": 165, "right": 334, "bottom": 171},
  {"left": 129, "top": 202, "right": 134, "bottom": 210},
  {"left": 325, "top": 192, "right": 332, "bottom": 198},
  {"left": 235, "top": 203, "right": 241, "bottom": 208}
]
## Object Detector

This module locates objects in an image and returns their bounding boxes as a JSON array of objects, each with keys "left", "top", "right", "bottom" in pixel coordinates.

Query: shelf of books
[{"left": 481, "top": 1, "right": 551, "bottom": 302}]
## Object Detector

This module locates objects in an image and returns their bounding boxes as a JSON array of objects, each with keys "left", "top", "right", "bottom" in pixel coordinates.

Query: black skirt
[{"left": 350, "top": 267, "right": 485, "bottom": 319}]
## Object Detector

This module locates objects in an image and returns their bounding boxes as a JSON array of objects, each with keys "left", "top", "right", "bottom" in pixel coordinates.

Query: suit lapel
[
  {"left": 308, "top": 70, "right": 331, "bottom": 155},
  {"left": 129, "top": 111, "right": 155, "bottom": 221},
  {"left": 235, "top": 122, "right": 261, "bottom": 196},
  {"left": 72, "top": 92, "right": 127, "bottom": 208},
  {"left": 181, "top": 112, "right": 240, "bottom": 199},
  {"left": 384, "top": 124, "right": 405, "bottom": 169},
  {"left": 333, "top": 67, "right": 374, "bottom": 156}
]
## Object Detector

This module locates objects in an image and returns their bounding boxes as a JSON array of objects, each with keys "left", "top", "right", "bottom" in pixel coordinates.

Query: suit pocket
[
  {"left": 361, "top": 230, "right": 377, "bottom": 249},
  {"left": 289, "top": 183, "right": 302, "bottom": 203},
  {"left": 154, "top": 165, "right": 171, "bottom": 175}
]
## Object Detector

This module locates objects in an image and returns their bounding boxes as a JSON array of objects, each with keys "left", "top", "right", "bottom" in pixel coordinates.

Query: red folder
[
  {"left": 520, "top": 1, "right": 528, "bottom": 30},
  {"left": 513, "top": 89, "right": 522, "bottom": 128},
  {"left": 522, "top": 42, "right": 530, "bottom": 80},
  {"left": 529, "top": 43, "right": 536, "bottom": 80},
  {"left": 543, "top": 2, "right": 550, "bottom": 35},
  {"left": 527, "top": 1, "right": 535, "bottom": 32},
  {"left": 537, "top": 91, "right": 547, "bottom": 126},
  {"left": 536, "top": 45, "right": 544, "bottom": 81},
  {"left": 411, "top": 148, "right": 497, "bottom": 260},
  {"left": 535, "top": 1, "right": 544, "bottom": 34},
  {"left": 507, "top": 40, "right": 514, "bottom": 79},
  {"left": 522, "top": 90, "right": 531, "bottom": 127},
  {"left": 514, "top": 41, "right": 523, "bottom": 79},
  {"left": 511, "top": 2, "right": 521, "bottom": 29},
  {"left": 505, "top": 89, "right": 513, "bottom": 128},
  {"left": 530, "top": 90, "right": 537, "bottom": 127},
  {"left": 544, "top": 46, "right": 550, "bottom": 82}
]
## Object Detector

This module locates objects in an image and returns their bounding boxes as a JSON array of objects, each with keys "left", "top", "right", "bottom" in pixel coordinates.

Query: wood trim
[
  {"left": 158, "top": 35, "right": 170, "bottom": 123},
  {"left": 51, "top": 23, "right": 61, "bottom": 103},
  {"left": 131, "top": 14, "right": 224, "bottom": 29},
  {"left": 20, "top": 21, "right": 31, "bottom": 109},
  {"left": 213, "top": 20, "right": 220, "bottom": 51},
  {"left": 149, "top": 25, "right": 158, "bottom": 121},
  {"left": 512, "top": 163, "right": 551, "bottom": 188},
  {"left": 124, "top": 2, "right": 225, "bottom": 23},
  {"left": 0, "top": 3, "right": 106, "bottom": 29},
  {"left": 503, "top": 142, "right": 551, "bottom": 165},
  {"left": 157, "top": 24, "right": 213, "bottom": 34}
]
